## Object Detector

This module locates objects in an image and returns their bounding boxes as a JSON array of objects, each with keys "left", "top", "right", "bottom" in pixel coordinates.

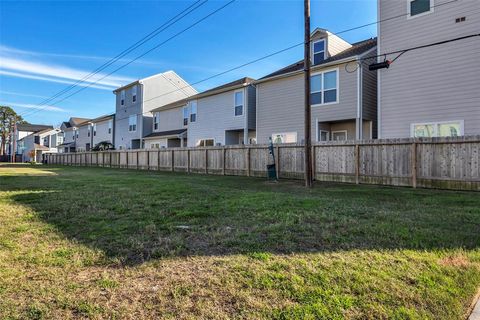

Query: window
[
  {"left": 311, "top": 69, "right": 338, "bottom": 105},
  {"left": 93, "top": 124, "right": 97, "bottom": 136},
  {"left": 319, "top": 130, "right": 329, "bottom": 142},
  {"left": 87, "top": 128, "right": 90, "bottom": 137},
  {"left": 412, "top": 121, "right": 463, "bottom": 137},
  {"left": 132, "top": 85, "right": 137, "bottom": 103},
  {"left": 332, "top": 131, "right": 347, "bottom": 141},
  {"left": 190, "top": 101, "right": 197, "bottom": 122},
  {"left": 408, "top": 0, "right": 432, "bottom": 17},
  {"left": 120, "top": 90, "right": 125, "bottom": 106},
  {"left": 196, "top": 139, "right": 214, "bottom": 147},
  {"left": 153, "top": 112, "right": 159, "bottom": 130},
  {"left": 312, "top": 39, "right": 326, "bottom": 65},
  {"left": 108, "top": 120, "right": 112, "bottom": 134},
  {"left": 271, "top": 132, "right": 297, "bottom": 144},
  {"left": 183, "top": 106, "right": 190, "bottom": 126},
  {"left": 234, "top": 91, "right": 243, "bottom": 116},
  {"left": 128, "top": 115, "right": 137, "bottom": 132}
]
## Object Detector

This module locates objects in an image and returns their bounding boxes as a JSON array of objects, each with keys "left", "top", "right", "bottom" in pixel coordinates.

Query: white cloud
[
  {"left": 1, "top": 100, "right": 68, "bottom": 113},
  {"left": 0, "top": 90, "right": 51, "bottom": 99},
  {"left": 0, "top": 70, "right": 114, "bottom": 91}
]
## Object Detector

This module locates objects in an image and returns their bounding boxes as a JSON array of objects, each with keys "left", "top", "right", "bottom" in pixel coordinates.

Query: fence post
[
  {"left": 157, "top": 150, "right": 161, "bottom": 170},
  {"left": 187, "top": 149, "right": 190, "bottom": 173},
  {"left": 205, "top": 148, "right": 208, "bottom": 174},
  {"left": 109, "top": 152, "right": 112, "bottom": 167},
  {"left": 311, "top": 145, "right": 316, "bottom": 181},
  {"left": 223, "top": 148, "right": 226, "bottom": 175},
  {"left": 147, "top": 150, "right": 150, "bottom": 170},
  {"left": 247, "top": 147, "right": 251, "bottom": 177},
  {"left": 136, "top": 151, "right": 139, "bottom": 170},
  {"left": 171, "top": 150, "right": 175, "bottom": 172},
  {"left": 275, "top": 146, "right": 280, "bottom": 178},
  {"left": 126, "top": 151, "right": 129, "bottom": 169},
  {"left": 411, "top": 141, "right": 417, "bottom": 188},
  {"left": 355, "top": 144, "right": 360, "bottom": 184}
]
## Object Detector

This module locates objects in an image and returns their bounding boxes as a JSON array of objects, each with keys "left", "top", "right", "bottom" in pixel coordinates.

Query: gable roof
[
  {"left": 70, "top": 117, "right": 90, "bottom": 126},
  {"left": 77, "top": 114, "right": 114, "bottom": 127},
  {"left": 144, "top": 129, "right": 187, "bottom": 139},
  {"left": 17, "top": 123, "right": 53, "bottom": 133},
  {"left": 259, "top": 38, "right": 377, "bottom": 81}
]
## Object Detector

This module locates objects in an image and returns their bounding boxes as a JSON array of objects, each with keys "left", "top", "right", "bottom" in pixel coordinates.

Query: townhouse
[
  {"left": 57, "top": 117, "right": 90, "bottom": 153},
  {"left": 377, "top": 0, "right": 480, "bottom": 138},
  {"left": 18, "top": 127, "right": 61, "bottom": 162},
  {"left": 113, "top": 71, "right": 197, "bottom": 150},
  {"left": 75, "top": 114, "right": 115, "bottom": 151},
  {"left": 8, "top": 123, "right": 53, "bottom": 156},
  {"left": 255, "top": 29, "right": 377, "bottom": 144}
]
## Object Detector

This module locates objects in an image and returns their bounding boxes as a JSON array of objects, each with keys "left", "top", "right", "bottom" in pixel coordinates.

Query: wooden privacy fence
[{"left": 44, "top": 136, "right": 480, "bottom": 191}]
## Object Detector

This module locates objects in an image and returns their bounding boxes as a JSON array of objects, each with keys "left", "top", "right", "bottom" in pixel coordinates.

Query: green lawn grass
[{"left": 0, "top": 163, "right": 479, "bottom": 319}]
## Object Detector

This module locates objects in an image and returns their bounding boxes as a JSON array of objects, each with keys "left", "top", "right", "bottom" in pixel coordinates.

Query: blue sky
[{"left": 0, "top": 0, "right": 377, "bottom": 126}]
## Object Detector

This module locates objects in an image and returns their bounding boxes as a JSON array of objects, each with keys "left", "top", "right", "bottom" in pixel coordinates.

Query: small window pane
[
  {"left": 324, "top": 71, "right": 337, "bottom": 90},
  {"left": 319, "top": 130, "right": 329, "bottom": 141},
  {"left": 190, "top": 113, "right": 196, "bottom": 122},
  {"left": 311, "top": 75, "right": 322, "bottom": 92},
  {"left": 235, "top": 92, "right": 243, "bottom": 106},
  {"left": 205, "top": 139, "right": 214, "bottom": 147},
  {"left": 235, "top": 105, "right": 243, "bottom": 116},
  {"left": 410, "top": 0, "right": 430, "bottom": 16},
  {"left": 414, "top": 124, "right": 435, "bottom": 137},
  {"left": 332, "top": 132, "right": 347, "bottom": 141},
  {"left": 314, "top": 53, "right": 325, "bottom": 65},
  {"left": 311, "top": 92, "right": 322, "bottom": 105},
  {"left": 313, "top": 40, "right": 325, "bottom": 52},
  {"left": 324, "top": 89, "right": 337, "bottom": 103},
  {"left": 438, "top": 123, "right": 460, "bottom": 137}
]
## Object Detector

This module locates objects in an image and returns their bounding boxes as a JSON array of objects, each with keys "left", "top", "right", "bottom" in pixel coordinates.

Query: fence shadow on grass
[{"left": 4, "top": 165, "right": 480, "bottom": 265}]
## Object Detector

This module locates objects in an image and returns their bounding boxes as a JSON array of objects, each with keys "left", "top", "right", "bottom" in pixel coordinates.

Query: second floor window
[
  {"left": 153, "top": 112, "right": 159, "bottom": 130},
  {"left": 312, "top": 39, "right": 326, "bottom": 65},
  {"left": 132, "top": 85, "right": 137, "bottom": 102},
  {"left": 408, "top": 0, "right": 431, "bottom": 17},
  {"left": 121, "top": 90, "right": 125, "bottom": 106},
  {"left": 93, "top": 124, "right": 97, "bottom": 136},
  {"left": 108, "top": 120, "right": 112, "bottom": 134},
  {"left": 183, "top": 106, "right": 190, "bottom": 126},
  {"left": 128, "top": 115, "right": 137, "bottom": 132},
  {"left": 310, "top": 69, "right": 338, "bottom": 105},
  {"left": 234, "top": 91, "right": 243, "bottom": 116},
  {"left": 87, "top": 129, "right": 90, "bottom": 137},
  {"left": 190, "top": 101, "right": 197, "bottom": 122}
]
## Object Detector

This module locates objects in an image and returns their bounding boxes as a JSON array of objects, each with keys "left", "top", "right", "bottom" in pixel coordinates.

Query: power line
[
  {"left": 19, "top": 0, "right": 209, "bottom": 116},
  {"left": 23, "top": 0, "right": 463, "bottom": 119},
  {"left": 22, "top": 0, "right": 237, "bottom": 118},
  {"left": 110, "top": 32, "right": 480, "bottom": 123}
]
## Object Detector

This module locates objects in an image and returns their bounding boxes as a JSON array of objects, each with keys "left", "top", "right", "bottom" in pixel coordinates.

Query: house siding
[
  {"left": 92, "top": 118, "right": 114, "bottom": 146},
  {"left": 76, "top": 124, "right": 91, "bottom": 151},
  {"left": 256, "top": 62, "right": 359, "bottom": 144},
  {"left": 155, "top": 106, "right": 185, "bottom": 133},
  {"left": 187, "top": 85, "right": 255, "bottom": 147},
  {"left": 378, "top": 0, "right": 480, "bottom": 138},
  {"left": 362, "top": 62, "right": 378, "bottom": 138}
]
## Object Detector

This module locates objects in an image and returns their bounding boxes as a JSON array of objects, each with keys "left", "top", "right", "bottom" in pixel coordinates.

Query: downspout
[
  {"left": 356, "top": 60, "right": 363, "bottom": 140},
  {"left": 244, "top": 85, "right": 249, "bottom": 144}
]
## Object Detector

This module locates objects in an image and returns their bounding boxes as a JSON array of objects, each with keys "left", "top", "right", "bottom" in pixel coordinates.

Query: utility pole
[
  {"left": 12, "top": 122, "right": 17, "bottom": 163},
  {"left": 304, "top": 0, "right": 313, "bottom": 187}
]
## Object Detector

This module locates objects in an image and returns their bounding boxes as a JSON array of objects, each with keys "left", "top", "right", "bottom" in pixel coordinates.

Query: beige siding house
[
  {"left": 113, "top": 71, "right": 197, "bottom": 150},
  {"left": 256, "top": 29, "right": 377, "bottom": 144},
  {"left": 187, "top": 78, "right": 256, "bottom": 147},
  {"left": 378, "top": 0, "right": 480, "bottom": 138},
  {"left": 18, "top": 128, "right": 60, "bottom": 162}
]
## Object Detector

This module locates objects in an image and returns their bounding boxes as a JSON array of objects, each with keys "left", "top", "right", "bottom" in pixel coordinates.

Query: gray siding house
[
  {"left": 74, "top": 114, "right": 115, "bottom": 151},
  {"left": 378, "top": 0, "right": 480, "bottom": 138},
  {"left": 113, "top": 71, "right": 197, "bottom": 150},
  {"left": 144, "top": 99, "right": 188, "bottom": 148},
  {"left": 18, "top": 128, "right": 60, "bottom": 162},
  {"left": 256, "top": 29, "right": 377, "bottom": 144},
  {"left": 58, "top": 117, "right": 90, "bottom": 153},
  {"left": 186, "top": 77, "right": 257, "bottom": 147}
]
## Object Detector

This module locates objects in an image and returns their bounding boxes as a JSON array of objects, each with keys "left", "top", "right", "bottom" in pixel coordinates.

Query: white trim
[
  {"left": 311, "top": 39, "right": 327, "bottom": 64},
  {"left": 233, "top": 89, "right": 244, "bottom": 117},
  {"left": 332, "top": 130, "right": 348, "bottom": 141},
  {"left": 410, "top": 120, "right": 464, "bottom": 137},
  {"left": 311, "top": 67, "right": 340, "bottom": 107},
  {"left": 128, "top": 114, "right": 137, "bottom": 133},
  {"left": 189, "top": 100, "right": 197, "bottom": 123},
  {"left": 377, "top": 0, "right": 382, "bottom": 139},
  {"left": 356, "top": 61, "right": 363, "bottom": 140},
  {"left": 318, "top": 130, "right": 330, "bottom": 142},
  {"left": 407, "top": 0, "right": 434, "bottom": 19}
]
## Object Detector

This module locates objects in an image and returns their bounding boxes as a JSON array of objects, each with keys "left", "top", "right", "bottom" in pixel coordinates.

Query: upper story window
[
  {"left": 120, "top": 90, "right": 125, "bottom": 106},
  {"left": 408, "top": 0, "right": 433, "bottom": 18},
  {"left": 128, "top": 115, "right": 137, "bottom": 132},
  {"left": 132, "top": 85, "right": 137, "bottom": 103},
  {"left": 234, "top": 91, "right": 244, "bottom": 116},
  {"left": 190, "top": 101, "right": 197, "bottom": 122},
  {"left": 183, "top": 106, "right": 190, "bottom": 126},
  {"left": 310, "top": 69, "right": 338, "bottom": 105},
  {"left": 93, "top": 124, "right": 97, "bottom": 136},
  {"left": 108, "top": 120, "right": 112, "bottom": 134},
  {"left": 312, "top": 39, "right": 326, "bottom": 65},
  {"left": 87, "top": 128, "right": 90, "bottom": 137},
  {"left": 153, "top": 112, "right": 159, "bottom": 130}
]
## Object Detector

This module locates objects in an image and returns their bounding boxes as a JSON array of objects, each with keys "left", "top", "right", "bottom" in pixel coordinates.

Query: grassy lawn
[{"left": 1, "top": 163, "right": 479, "bottom": 319}]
